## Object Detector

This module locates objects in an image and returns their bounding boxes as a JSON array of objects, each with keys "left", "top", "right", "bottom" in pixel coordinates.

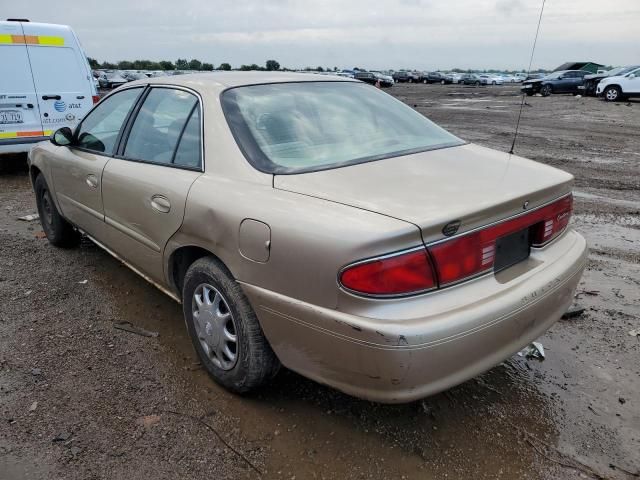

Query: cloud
[{"left": 5, "top": 0, "right": 639, "bottom": 69}]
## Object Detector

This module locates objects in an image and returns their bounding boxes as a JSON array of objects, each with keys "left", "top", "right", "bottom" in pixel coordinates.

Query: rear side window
[
  {"left": 123, "top": 88, "right": 198, "bottom": 165},
  {"left": 173, "top": 107, "right": 201, "bottom": 168},
  {"left": 27, "top": 47, "right": 86, "bottom": 93},
  {"left": 76, "top": 88, "right": 142, "bottom": 153}
]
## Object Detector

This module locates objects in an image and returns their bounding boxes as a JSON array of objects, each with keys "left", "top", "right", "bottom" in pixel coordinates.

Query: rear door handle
[
  {"left": 42, "top": 95, "right": 62, "bottom": 100},
  {"left": 150, "top": 195, "right": 171, "bottom": 213}
]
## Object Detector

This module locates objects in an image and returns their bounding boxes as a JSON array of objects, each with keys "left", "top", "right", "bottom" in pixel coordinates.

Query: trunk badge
[{"left": 442, "top": 220, "right": 461, "bottom": 237}]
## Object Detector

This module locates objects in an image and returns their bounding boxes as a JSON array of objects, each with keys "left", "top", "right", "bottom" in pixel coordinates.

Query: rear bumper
[{"left": 243, "top": 229, "right": 587, "bottom": 403}]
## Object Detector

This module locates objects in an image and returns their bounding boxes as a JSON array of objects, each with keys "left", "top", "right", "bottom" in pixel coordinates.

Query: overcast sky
[{"left": 7, "top": 0, "right": 640, "bottom": 70}]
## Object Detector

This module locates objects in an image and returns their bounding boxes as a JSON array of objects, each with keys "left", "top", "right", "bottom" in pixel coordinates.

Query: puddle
[{"left": 85, "top": 242, "right": 566, "bottom": 478}]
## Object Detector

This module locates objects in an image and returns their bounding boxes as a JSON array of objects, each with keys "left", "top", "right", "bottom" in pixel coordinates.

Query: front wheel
[
  {"left": 34, "top": 174, "right": 80, "bottom": 248},
  {"left": 603, "top": 85, "right": 622, "bottom": 102},
  {"left": 540, "top": 84, "right": 552, "bottom": 96},
  {"left": 183, "top": 257, "right": 280, "bottom": 393}
]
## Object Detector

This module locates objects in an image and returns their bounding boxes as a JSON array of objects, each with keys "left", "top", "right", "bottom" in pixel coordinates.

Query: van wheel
[
  {"left": 603, "top": 86, "right": 622, "bottom": 102},
  {"left": 183, "top": 257, "right": 280, "bottom": 393},
  {"left": 34, "top": 174, "right": 80, "bottom": 248}
]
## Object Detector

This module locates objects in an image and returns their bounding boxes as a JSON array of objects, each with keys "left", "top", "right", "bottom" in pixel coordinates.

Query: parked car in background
[
  {"left": 0, "top": 19, "right": 97, "bottom": 155},
  {"left": 521, "top": 70, "right": 588, "bottom": 96},
  {"left": 98, "top": 71, "right": 128, "bottom": 89},
  {"left": 392, "top": 71, "right": 411, "bottom": 82},
  {"left": 461, "top": 74, "right": 482, "bottom": 85},
  {"left": 423, "top": 72, "right": 452, "bottom": 84},
  {"left": 525, "top": 73, "right": 545, "bottom": 81},
  {"left": 596, "top": 66, "right": 640, "bottom": 101},
  {"left": 122, "top": 71, "right": 147, "bottom": 82},
  {"left": 373, "top": 72, "right": 394, "bottom": 87},
  {"left": 29, "top": 72, "right": 586, "bottom": 403},
  {"left": 354, "top": 71, "right": 393, "bottom": 88},
  {"left": 448, "top": 73, "right": 463, "bottom": 84},
  {"left": 480, "top": 75, "right": 504, "bottom": 85},
  {"left": 582, "top": 65, "right": 640, "bottom": 96}
]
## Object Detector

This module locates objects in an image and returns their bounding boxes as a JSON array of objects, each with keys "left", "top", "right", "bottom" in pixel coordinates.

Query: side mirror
[
  {"left": 629, "top": 73, "right": 637, "bottom": 79},
  {"left": 51, "top": 127, "right": 73, "bottom": 147}
]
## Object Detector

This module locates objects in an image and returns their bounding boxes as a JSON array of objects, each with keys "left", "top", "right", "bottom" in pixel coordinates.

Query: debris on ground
[
  {"left": 53, "top": 432, "right": 72, "bottom": 442},
  {"left": 137, "top": 415, "right": 161, "bottom": 428},
  {"left": 30, "top": 368, "right": 42, "bottom": 376},
  {"left": 28, "top": 401, "right": 38, "bottom": 412},
  {"left": 114, "top": 321, "right": 159, "bottom": 338},
  {"left": 34, "top": 231, "right": 46, "bottom": 239},
  {"left": 518, "top": 342, "right": 545, "bottom": 360},
  {"left": 17, "top": 214, "right": 39, "bottom": 221},
  {"left": 576, "top": 289, "right": 599, "bottom": 297},
  {"left": 628, "top": 329, "right": 639, "bottom": 338},
  {"left": 562, "top": 305, "right": 585, "bottom": 319},
  {"left": 78, "top": 279, "right": 88, "bottom": 284}
]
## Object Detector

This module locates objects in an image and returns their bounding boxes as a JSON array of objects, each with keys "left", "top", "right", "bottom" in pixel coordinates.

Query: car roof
[{"left": 125, "top": 71, "right": 357, "bottom": 93}]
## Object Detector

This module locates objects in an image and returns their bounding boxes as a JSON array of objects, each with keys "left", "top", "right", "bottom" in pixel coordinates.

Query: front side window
[
  {"left": 123, "top": 88, "right": 198, "bottom": 165},
  {"left": 76, "top": 87, "right": 142, "bottom": 153},
  {"left": 222, "top": 81, "right": 463, "bottom": 174}
]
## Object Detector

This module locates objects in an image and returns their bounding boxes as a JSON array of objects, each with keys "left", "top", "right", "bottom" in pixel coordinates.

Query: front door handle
[
  {"left": 150, "top": 195, "right": 171, "bottom": 213},
  {"left": 42, "top": 95, "right": 62, "bottom": 101},
  {"left": 86, "top": 174, "right": 98, "bottom": 188}
]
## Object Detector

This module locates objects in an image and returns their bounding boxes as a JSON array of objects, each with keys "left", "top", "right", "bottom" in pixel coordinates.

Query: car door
[
  {"left": 623, "top": 68, "right": 640, "bottom": 94},
  {"left": 100, "top": 86, "right": 203, "bottom": 284},
  {"left": 50, "top": 87, "right": 143, "bottom": 236},
  {"left": 0, "top": 21, "right": 43, "bottom": 142}
]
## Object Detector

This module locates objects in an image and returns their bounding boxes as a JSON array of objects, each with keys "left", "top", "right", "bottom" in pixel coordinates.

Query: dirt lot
[{"left": 1, "top": 84, "right": 638, "bottom": 480}]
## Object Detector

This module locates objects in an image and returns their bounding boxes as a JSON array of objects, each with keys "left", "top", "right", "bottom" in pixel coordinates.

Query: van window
[
  {"left": 0, "top": 45, "right": 34, "bottom": 94},
  {"left": 27, "top": 47, "right": 86, "bottom": 93}
]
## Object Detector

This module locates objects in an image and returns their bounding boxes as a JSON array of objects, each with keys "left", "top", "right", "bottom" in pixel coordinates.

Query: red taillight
[
  {"left": 429, "top": 194, "right": 573, "bottom": 286},
  {"left": 340, "top": 249, "right": 436, "bottom": 296},
  {"left": 340, "top": 194, "right": 573, "bottom": 296},
  {"left": 92, "top": 95, "right": 100, "bottom": 104}
]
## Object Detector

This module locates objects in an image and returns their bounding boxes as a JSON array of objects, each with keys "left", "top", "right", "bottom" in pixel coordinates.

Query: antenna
[{"left": 509, "top": 0, "right": 547, "bottom": 155}]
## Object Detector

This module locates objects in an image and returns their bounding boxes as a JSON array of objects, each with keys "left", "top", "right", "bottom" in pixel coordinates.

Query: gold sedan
[{"left": 28, "top": 73, "right": 587, "bottom": 403}]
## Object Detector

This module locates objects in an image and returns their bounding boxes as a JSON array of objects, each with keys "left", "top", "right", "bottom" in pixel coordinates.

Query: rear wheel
[
  {"left": 183, "top": 257, "right": 280, "bottom": 393},
  {"left": 603, "top": 85, "right": 622, "bottom": 102},
  {"left": 34, "top": 174, "right": 80, "bottom": 248},
  {"left": 540, "top": 84, "right": 553, "bottom": 96}
]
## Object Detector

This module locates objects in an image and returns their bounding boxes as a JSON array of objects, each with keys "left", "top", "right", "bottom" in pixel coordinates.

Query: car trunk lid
[{"left": 273, "top": 143, "right": 573, "bottom": 244}]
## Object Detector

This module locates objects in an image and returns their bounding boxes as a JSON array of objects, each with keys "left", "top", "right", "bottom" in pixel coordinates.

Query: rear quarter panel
[{"left": 166, "top": 174, "right": 422, "bottom": 309}]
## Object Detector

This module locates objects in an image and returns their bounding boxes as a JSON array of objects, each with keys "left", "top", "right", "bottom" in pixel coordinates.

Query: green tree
[
  {"left": 118, "top": 60, "right": 134, "bottom": 70},
  {"left": 102, "top": 61, "right": 117, "bottom": 69},
  {"left": 201, "top": 62, "right": 214, "bottom": 71},
  {"left": 87, "top": 57, "right": 100, "bottom": 69},
  {"left": 175, "top": 58, "right": 189, "bottom": 70},
  {"left": 159, "top": 60, "right": 175, "bottom": 70},
  {"left": 219, "top": 62, "right": 232, "bottom": 71},
  {"left": 265, "top": 59, "right": 280, "bottom": 71},
  {"left": 316, "top": 66, "right": 324, "bottom": 72},
  {"left": 188, "top": 59, "right": 202, "bottom": 70}
]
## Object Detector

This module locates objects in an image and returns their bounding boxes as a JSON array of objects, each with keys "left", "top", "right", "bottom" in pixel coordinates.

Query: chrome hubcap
[
  {"left": 192, "top": 283, "right": 238, "bottom": 370},
  {"left": 606, "top": 89, "right": 617, "bottom": 100}
]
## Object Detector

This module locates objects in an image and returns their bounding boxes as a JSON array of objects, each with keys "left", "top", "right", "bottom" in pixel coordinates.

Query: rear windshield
[{"left": 222, "top": 81, "right": 464, "bottom": 174}]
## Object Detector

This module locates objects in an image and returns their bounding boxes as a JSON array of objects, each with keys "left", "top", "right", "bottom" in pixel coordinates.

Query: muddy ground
[{"left": 1, "top": 84, "right": 638, "bottom": 479}]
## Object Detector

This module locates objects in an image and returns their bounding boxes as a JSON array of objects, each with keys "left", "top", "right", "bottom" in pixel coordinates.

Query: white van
[{"left": 0, "top": 19, "right": 97, "bottom": 154}]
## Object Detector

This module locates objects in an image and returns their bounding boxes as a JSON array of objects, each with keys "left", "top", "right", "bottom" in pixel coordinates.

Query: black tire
[
  {"left": 475, "top": 81, "right": 481, "bottom": 86},
  {"left": 34, "top": 174, "right": 80, "bottom": 248},
  {"left": 603, "top": 85, "right": 622, "bottom": 102},
  {"left": 540, "top": 84, "right": 552, "bottom": 97},
  {"left": 182, "top": 257, "right": 280, "bottom": 393}
]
